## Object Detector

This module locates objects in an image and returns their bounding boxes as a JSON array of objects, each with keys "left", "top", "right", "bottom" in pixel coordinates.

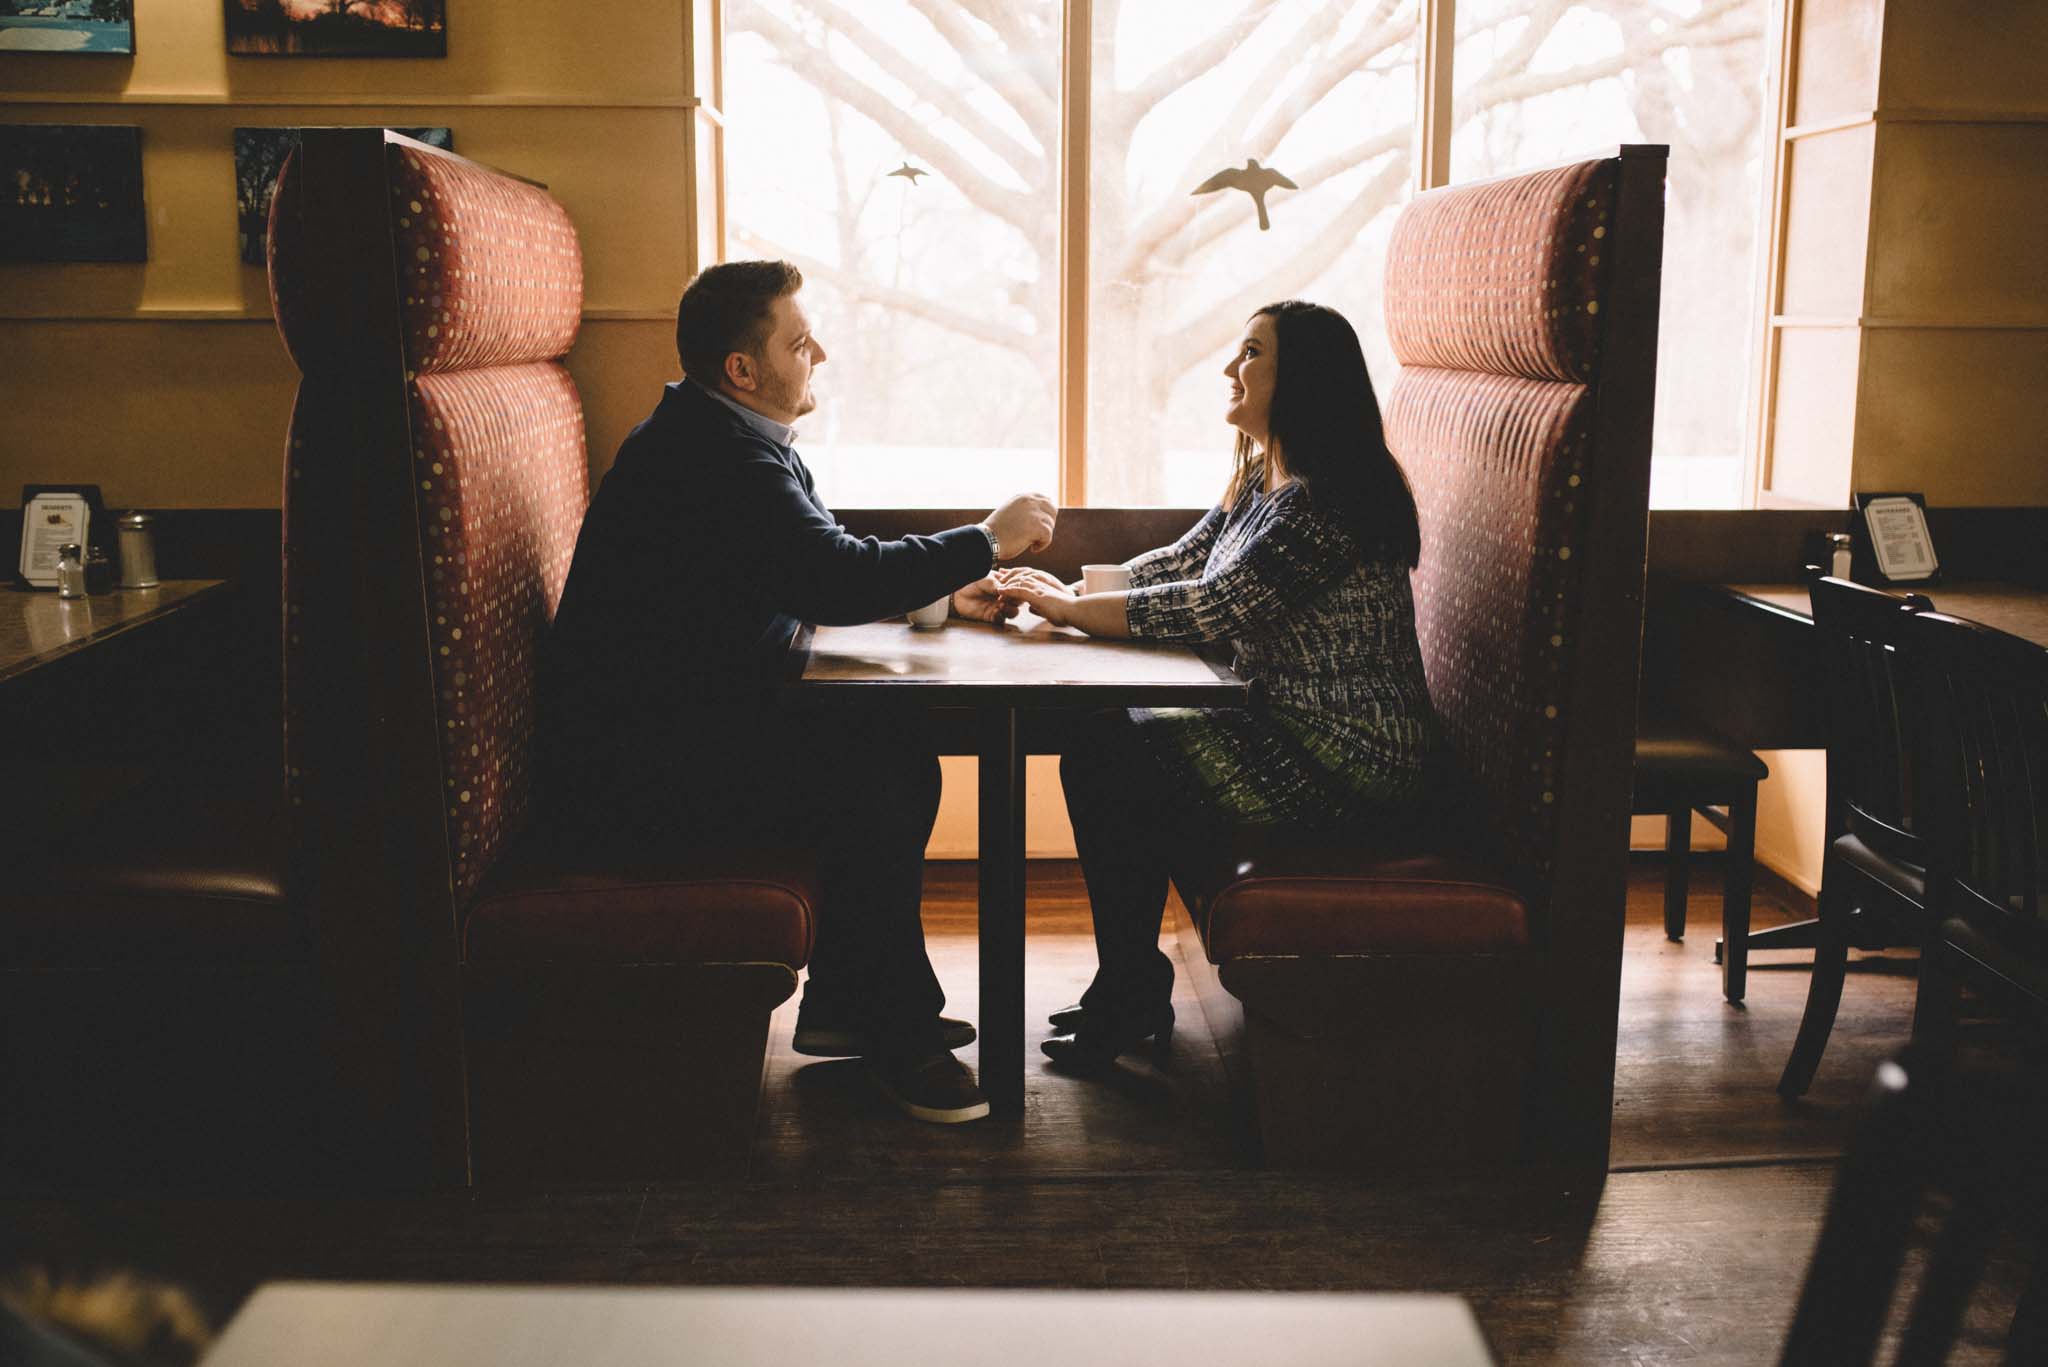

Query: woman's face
[{"left": 1223, "top": 313, "right": 1279, "bottom": 450}]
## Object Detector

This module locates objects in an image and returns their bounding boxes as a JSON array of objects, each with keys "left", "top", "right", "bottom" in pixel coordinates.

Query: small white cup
[
  {"left": 907, "top": 595, "right": 952, "bottom": 629},
  {"left": 1081, "top": 563, "right": 1133, "bottom": 596}
]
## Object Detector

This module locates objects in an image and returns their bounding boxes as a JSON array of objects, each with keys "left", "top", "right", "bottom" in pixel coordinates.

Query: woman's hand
[
  {"left": 951, "top": 575, "right": 1020, "bottom": 624},
  {"left": 996, "top": 578, "right": 1080, "bottom": 628},
  {"left": 993, "top": 566, "right": 1069, "bottom": 597}
]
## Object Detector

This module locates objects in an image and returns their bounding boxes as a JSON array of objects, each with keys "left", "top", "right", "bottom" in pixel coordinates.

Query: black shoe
[
  {"left": 1040, "top": 1008, "right": 1175, "bottom": 1074},
  {"left": 871, "top": 1050, "right": 991, "bottom": 1124},
  {"left": 793, "top": 1011, "right": 976, "bottom": 1058},
  {"left": 1046, "top": 1002, "right": 1173, "bottom": 1040}
]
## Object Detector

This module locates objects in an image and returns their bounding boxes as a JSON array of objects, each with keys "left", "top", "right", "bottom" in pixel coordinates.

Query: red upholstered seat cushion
[
  {"left": 1200, "top": 848, "right": 1531, "bottom": 963},
  {"left": 463, "top": 843, "right": 817, "bottom": 969},
  {"left": 1, "top": 788, "right": 303, "bottom": 967}
]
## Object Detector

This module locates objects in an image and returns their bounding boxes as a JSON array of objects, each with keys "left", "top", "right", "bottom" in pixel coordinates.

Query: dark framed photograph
[
  {"left": 0, "top": 124, "right": 146, "bottom": 262},
  {"left": 235, "top": 125, "right": 451, "bottom": 264},
  {"left": 0, "top": 0, "right": 135, "bottom": 55},
  {"left": 224, "top": 0, "right": 445, "bottom": 57}
]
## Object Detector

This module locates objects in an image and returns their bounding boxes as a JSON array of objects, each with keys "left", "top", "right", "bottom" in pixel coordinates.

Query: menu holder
[
  {"left": 17, "top": 484, "right": 105, "bottom": 590},
  {"left": 1853, "top": 491, "right": 1941, "bottom": 586}
]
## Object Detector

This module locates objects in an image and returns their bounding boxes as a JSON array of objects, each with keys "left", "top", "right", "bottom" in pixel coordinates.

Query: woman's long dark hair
[{"left": 1222, "top": 299, "right": 1420, "bottom": 568}]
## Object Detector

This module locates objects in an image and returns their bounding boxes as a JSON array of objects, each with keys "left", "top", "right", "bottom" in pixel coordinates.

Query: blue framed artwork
[{"left": 0, "top": 0, "right": 135, "bottom": 56}]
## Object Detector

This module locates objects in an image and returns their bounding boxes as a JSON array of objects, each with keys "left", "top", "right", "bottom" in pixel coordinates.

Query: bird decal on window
[
  {"left": 887, "top": 161, "right": 930, "bottom": 186},
  {"left": 1190, "top": 158, "right": 1299, "bottom": 231}
]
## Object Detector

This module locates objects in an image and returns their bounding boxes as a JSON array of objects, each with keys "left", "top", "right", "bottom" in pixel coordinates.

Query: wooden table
[
  {"left": 789, "top": 613, "right": 1248, "bottom": 1116},
  {"left": 1646, "top": 577, "right": 2048, "bottom": 753},
  {"left": 202, "top": 1282, "right": 1497, "bottom": 1366},
  {"left": 1, "top": 580, "right": 227, "bottom": 686}
]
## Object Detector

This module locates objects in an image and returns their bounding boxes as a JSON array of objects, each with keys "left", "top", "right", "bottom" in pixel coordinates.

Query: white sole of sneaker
[{"left": 872, "top": 1074, "right": 992, "bottom": 1124}]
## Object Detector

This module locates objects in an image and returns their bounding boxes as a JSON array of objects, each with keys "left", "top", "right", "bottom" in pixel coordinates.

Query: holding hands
[
  {"left": 951, "top": 574, "right": 1020, "bottom": 623},
  {"left": 993, "top": 567, "right": 1080, "bottom": 627}
]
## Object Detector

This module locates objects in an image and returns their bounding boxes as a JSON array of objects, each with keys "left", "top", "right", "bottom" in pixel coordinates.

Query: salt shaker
[
  {"left": 117, "top": 510, "right": 160, "bottom": 588},
  {"left": 1825, "top": 532, "right": 1854, "bottom": 581},
  {"left": 55, "top": 542, "right": 88, "bottom": 599}
]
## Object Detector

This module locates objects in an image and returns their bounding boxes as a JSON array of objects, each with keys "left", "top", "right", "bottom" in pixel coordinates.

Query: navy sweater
[{"left": 543, "top": 381, "right": 993, "bottom": 795}]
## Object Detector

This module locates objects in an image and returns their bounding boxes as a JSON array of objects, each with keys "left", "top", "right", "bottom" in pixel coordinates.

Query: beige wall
[
  {"left": 0, "top": 0, "right": 714, "bottom": 508},
  {"left": 1748, "top": 0, "right": 2048, "bottom": 891}
]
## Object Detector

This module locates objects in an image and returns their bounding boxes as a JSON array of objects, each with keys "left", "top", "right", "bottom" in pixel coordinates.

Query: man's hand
[
  {"left": 983, "top": 493, "right": 1056, "bottom": 561},
  {"left": 994, "top": 566, "right": 1070, "bottom": 597},
  {"left": 952, "top": 574, "right": 1020, "bottom": 624}
]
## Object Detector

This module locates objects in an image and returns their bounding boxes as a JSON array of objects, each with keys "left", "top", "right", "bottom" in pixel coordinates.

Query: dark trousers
[
  {"left": 566, "top": 705, "right": 947, "bottom": 1051},
  {"left": 1060, "top": 710, "right": 1225, "bottom": 1024}
]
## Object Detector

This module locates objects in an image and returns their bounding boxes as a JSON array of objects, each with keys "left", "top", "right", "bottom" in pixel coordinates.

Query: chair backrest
[
  {"left": 1907, "top": 609, "right": 2048, "bottom": 930},
  {"left": 1780, "top": 1047, "right": 2044, "bottom": 1365},
  {"left": 269, "top": 130, "right": 587, "bottom": 942},
  {"left": 266, "top": 130, "right": 588, "bottom": 1181},
  {"left": 1380, "top": 145, "right": 1665, "bottom": 1168},
  {"left": 1806, "top": 575, "right": 1935, "bottom": 863}
]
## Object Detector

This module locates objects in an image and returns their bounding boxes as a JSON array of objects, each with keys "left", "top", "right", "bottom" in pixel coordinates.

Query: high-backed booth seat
[
  {"left": 1179, "top": 148, "right": 1667, "bottom": 1169},
  {"left": 0, "top": 131, "right": 815, "bottom": 1188},
  {"left": 264, "top": 129, "right": 816, "bottom": 1181}
]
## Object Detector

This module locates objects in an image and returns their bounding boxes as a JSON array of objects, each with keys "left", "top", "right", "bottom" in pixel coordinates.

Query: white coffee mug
[
  {"left": 907, "top": 595, "right": 952, "bottom": 629},
  {"left": 1081, "top": 563, "right": 1133, "bottom": 595}
]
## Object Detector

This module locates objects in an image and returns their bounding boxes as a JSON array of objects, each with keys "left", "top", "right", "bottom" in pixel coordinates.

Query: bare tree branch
[
  {"left": 1113, "top": 0, "right": 1287, "bottom": 133},
  {"left": 731, "top": 5, "right": 1045, "bottom": 233},
  {"left": 951, "top": 0, "right": 1059, "bottom": 105},
  {"left": 1161, "top": 150, "right": 1411, "bottom": 378},
  {"left": 1456, "top": 18, "right": 1757, "bottom": 119},
  {"left": 901, "top": 0, "right": 1061, "bottom": 161},
  {"left": 733, "top": 228, "right": 1046, "bottom": 360},
  {"left": 786, "top": 0, "right": 1046, "bottom": 184},
  {"left": 1135, "top": 0, "right": 1411, "bottom": 264}
]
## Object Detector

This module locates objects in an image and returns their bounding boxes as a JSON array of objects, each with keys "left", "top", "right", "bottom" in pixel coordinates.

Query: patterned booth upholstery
[
  {"left": 261, "top": 130, "right": 816, "bottom": 1180},
  {"left": 1181, "top": 149, "right": 1667, "bottom": 1170}
]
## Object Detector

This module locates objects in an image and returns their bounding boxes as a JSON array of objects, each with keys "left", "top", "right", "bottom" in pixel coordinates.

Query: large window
[{"left": 725, "top": 0, "right": 1769, "bottom": 509}]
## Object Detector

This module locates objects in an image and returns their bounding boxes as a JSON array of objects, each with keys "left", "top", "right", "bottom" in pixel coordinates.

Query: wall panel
[
  {"left": 0, "top": 0, "right": 700, "bottom": 508},
  {"left": 1867, "top": 121, "right": 2048, "bottom": 322}
]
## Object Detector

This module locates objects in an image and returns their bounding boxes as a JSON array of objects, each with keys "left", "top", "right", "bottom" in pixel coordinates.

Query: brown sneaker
[{"left": 871, "top": 1049, "right": 991, "bottom": 1124}]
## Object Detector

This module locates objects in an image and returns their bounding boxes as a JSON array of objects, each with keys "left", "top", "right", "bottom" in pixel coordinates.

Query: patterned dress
[{"left": 1118, "top": 481, "right": 1437, "bottom": 827}]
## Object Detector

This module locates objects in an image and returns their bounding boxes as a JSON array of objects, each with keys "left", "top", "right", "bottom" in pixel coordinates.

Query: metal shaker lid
[{"left": 118, "top": 510, "right": 154, "bottom": 529}]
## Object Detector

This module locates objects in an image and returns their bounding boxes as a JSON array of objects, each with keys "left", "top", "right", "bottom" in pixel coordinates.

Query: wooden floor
[{"left": 2, "top": 863, "right": 2031, "bottom": 1363}]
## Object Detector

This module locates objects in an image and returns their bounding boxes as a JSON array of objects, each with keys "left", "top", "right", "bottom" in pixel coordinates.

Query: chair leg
[
  {"left": 1721, "top": 785, "right": 1758, "bottom": 1005},
  {"left": 1663, "top": 805, "right": 1692, "bottom": 941},
  {"left": 1911, "top": 937, "right": 1963, "bottom": 1059},
  {"left": 1780, "top": 896, "right": 1850, "bottom": 1099}
]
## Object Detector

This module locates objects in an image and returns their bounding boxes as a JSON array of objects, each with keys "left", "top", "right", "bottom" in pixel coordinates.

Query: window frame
[{"left": 697, "top": 0, "right": 1787, "bottom": 511}]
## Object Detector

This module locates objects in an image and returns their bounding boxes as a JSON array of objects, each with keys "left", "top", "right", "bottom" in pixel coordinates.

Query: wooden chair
[
  {"left": 1632, "top": 717, "right": 1768, "bottom": 1001},
  {"left": 1779, "top": 1046, "right": 2047, "bottom": 1365},
  {"left": 1905, "top": 609, "right": 2048, "bottom": 1060},
  {"left": 1779, "top": 576, "right": 1935, "bottom": 1098}
]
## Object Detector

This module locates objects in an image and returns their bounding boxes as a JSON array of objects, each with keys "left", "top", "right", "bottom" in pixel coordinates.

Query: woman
[{"left": 999, "top": 299, "right": 1436, "bottom": 1072}]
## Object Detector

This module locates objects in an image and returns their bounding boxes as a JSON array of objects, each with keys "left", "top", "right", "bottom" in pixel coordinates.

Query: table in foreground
[
  {"left": 0, "top": 580, "right": 226, "bottom": 686},
  {"left": 788, "top": 613, "right": 1248, "bottom": 1116},
  {"left": 203, "top": 1283, "right": 1497, "bottom": 1366}
]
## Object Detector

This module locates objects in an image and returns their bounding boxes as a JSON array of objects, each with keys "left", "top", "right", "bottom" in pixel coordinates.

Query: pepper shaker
[
  {"left": 117, "top": 510, "right": 160, "bottom": 588},
  {"left": 55, "top": 543, "right": 88, "bottom": 599}
]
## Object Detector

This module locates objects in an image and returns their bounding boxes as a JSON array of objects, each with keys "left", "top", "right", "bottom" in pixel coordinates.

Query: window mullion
[
  {"left": 1059, "top": 0, "right": 1092, "bottom": 507},
  {"left": 1416, "top": 0, "right": 1456, "bottom": 192}
]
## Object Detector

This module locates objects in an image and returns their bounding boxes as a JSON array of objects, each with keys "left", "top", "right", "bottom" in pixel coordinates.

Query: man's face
[{"left": 737, "top": 291, "right": 826, "bottom": 424}]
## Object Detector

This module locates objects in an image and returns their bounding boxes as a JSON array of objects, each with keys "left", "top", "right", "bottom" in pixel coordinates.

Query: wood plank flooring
[{"left": 2, "top": 863, "right": 2031, "bottom": 1364}]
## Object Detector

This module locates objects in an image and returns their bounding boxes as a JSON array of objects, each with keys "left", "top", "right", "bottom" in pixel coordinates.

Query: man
[{"left": 543, "top": 260, "right": 1055, "bottom": 1124}]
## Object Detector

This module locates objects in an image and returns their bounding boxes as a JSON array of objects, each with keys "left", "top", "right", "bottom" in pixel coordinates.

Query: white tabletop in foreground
[{"left": 202, "top": 1283, "right": 1497, "bottom": 1367}]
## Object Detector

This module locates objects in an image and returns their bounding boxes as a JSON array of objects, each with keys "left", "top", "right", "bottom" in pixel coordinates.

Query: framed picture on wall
[
  {"left": 235, "top": 126, "right": 451, "bottom": 264},
  {"left": 0, "top": 0, "right": 135, "bottom": 55},
  {"left": 224, "top": 0, "right": 446, "bottom": 58},
  {"left": 0, "top": 124, "right": 146, "bottom": 262}
]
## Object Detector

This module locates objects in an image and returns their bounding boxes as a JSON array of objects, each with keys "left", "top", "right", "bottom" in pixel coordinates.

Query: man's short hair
[{"left": 675, "top": 259, "right": 804, "bottom": 385}]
